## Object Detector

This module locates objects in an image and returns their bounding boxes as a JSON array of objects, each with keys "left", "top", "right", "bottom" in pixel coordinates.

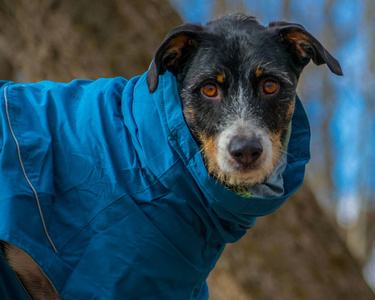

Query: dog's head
[{"left": 147, "top": 14, "right": 342, "bottom": 188}]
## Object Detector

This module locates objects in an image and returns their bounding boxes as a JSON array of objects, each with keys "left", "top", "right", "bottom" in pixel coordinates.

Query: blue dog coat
[{"left": 0, "top": 71, "right": 310, "bottom": 299}]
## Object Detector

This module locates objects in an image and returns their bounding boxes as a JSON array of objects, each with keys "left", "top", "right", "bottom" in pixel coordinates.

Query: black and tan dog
[
  {"left": 148, "top": 14, "right": 341, "bottom": 186},
  {"left": 1, "top": 14, "right": 342, "bottom": 299}
]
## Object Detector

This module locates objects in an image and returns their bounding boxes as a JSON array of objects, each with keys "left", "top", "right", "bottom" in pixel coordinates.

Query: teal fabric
[
  {"left": 0, "top": 248, "right": 30, "bottom": 300},
  {"left": 0, "top": 71, "right": 310, "bottom": 299}
]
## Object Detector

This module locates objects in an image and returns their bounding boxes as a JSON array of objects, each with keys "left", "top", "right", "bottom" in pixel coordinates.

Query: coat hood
[
  {"left": 127, "top": 71, "right": 310, "bottom": 236},
  {"left": 0, "top": 71, "right": 310, "bottom": 299}
]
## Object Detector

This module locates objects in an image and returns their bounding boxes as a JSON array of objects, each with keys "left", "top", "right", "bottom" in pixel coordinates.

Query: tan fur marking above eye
[
  {"left": 216, "top": 72, "right": 225, "bottom": 83},
  {"left": 255, "top": 66, "right": 263, "bottom": 78}
]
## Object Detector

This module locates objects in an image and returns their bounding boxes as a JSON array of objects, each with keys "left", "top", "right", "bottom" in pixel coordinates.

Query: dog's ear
[
  {"left": 269, "top": 22, "right": 343, "bottom": 76},
  {"left": 147, "top": 23, "right": 205, "bottom": 93}
]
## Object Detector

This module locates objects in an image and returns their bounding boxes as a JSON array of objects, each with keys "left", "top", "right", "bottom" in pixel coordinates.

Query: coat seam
[{"left": 3, "top": 86, "right": 57, "bottom": 253}]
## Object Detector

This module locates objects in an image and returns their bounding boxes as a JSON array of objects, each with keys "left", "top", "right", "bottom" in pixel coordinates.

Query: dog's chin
[{"left": 208, "top": 163, "right": 274, "bottom": 188}]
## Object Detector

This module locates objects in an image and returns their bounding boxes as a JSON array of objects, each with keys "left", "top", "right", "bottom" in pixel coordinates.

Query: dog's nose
[{"left": 228, "top": 136, "right": 263, "bottom": 166}]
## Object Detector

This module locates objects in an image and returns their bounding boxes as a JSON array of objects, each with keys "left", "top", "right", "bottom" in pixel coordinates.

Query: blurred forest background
[{"left": 0, "top": 0, "right": 374, "bottom": 299}]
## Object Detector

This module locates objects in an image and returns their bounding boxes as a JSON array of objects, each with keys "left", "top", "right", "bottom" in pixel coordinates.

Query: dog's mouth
[{"left": 200, "top": 125, "right": 283, "bottom": 187}]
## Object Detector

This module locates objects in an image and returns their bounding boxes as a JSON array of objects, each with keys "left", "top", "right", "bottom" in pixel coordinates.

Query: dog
[
  {"left": 148, "top": 14, "right": 342, "bottom": 187},
  {"left": 0, "top": 14, "right": 342, "bottom": 300}
]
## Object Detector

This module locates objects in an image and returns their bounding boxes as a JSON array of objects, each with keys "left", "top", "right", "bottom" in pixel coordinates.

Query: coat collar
[{"left": 150, "top": 71, "right": 311, "bottom": 219}]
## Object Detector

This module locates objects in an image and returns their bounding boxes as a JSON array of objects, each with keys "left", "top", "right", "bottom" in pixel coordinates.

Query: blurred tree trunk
[
  {"left": 208, "top": 182, "right": 375, "bottom": 299},
  {"left": 0, "top": 0, "right": 182, "bottom": 82},
  {"left": 0, "top": 1, "right": 373, "bottom": 299},
  {"left": 350, "top": 0, "right": 375, "bottom": 266}
]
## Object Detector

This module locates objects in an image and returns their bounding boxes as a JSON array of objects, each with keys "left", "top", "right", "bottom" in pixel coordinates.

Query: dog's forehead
[
  {"left": 201, "top": 16, "right": 288, "bottom": 70},
  {"left": 205, "top": 14, "right": 264, "bottom": 36}
]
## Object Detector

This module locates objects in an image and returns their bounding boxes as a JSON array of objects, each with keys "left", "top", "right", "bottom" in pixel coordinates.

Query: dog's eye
[
  {"left": 263, "top": 80, "right": 279, "bottom": 95},
  {"left": 202, "top": 84, "right": 218, "bottom": 98}
]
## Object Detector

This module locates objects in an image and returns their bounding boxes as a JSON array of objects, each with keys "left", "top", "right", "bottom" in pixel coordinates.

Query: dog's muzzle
[
  {"left": 215, "top": 118, "right": 274, "bottom": 185},
  {"left": 228, "top": 135, "right": 263, "bottom": 169}
]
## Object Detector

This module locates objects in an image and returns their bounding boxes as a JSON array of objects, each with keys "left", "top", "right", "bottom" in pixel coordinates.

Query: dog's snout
[{"left": 228, "top": 136, "right": 263, "bottom": 166}]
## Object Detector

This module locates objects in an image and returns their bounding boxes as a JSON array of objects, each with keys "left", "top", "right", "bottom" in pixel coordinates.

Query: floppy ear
[
  {"left": 147, "top": 23, "right": 205, "bottom": 93},
  {"left": 269, "top": 21, "right": 343, "bottom": 76}
]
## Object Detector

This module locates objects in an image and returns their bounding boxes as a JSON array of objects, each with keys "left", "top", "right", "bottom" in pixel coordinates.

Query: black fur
[
  {"left": 147, "top": 13, "right": 342, "bottom": 136},
  {"left": 147, "top": 14, "right": 342, "bottom": 187}
]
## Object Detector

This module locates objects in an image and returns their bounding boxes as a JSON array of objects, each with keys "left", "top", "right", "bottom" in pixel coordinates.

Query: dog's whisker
[{"left": 278, "top": 148, "right": 297, "bottom": 162}]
